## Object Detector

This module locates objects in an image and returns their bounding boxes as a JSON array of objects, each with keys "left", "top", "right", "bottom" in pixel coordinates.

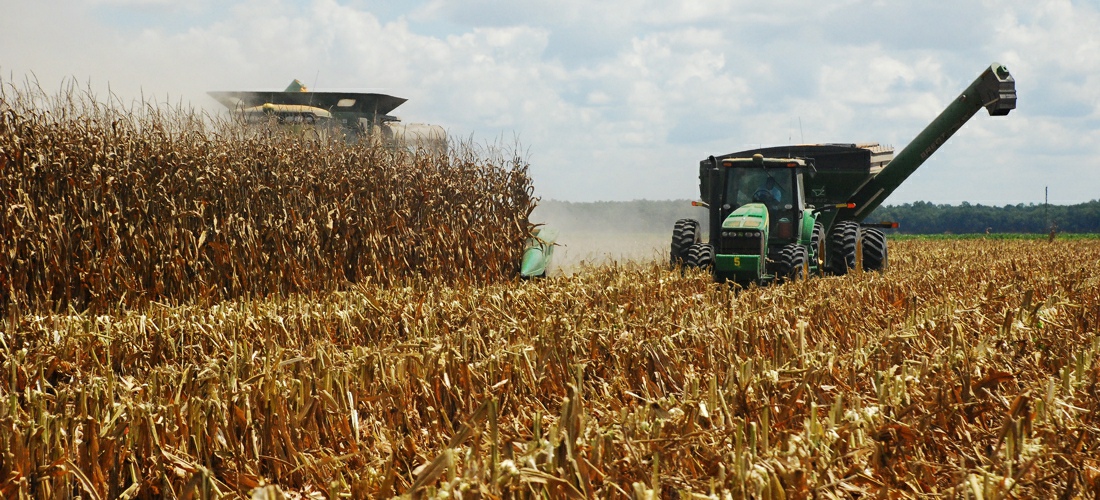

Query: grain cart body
[
  {"left": 715, "top": 143, "right": 893, "bottom": 233},
  {"left": 673, "top": 63, "right": 1016, "bottom": 283}
]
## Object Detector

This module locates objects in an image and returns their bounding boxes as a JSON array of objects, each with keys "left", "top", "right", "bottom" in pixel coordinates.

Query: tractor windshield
[
  {"left": 724, "top": 165, "right": 802, "bottom": 241},
  {"left": 725, "top": 167, "right": 795, "bottom": 211}
]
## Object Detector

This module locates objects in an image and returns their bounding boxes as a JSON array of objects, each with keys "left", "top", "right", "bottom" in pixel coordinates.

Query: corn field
[
  {"left": 0, "top": 236, "right": 1098, "bottom": 498},
  {"left": 0, "top": 82, "right": 535, "bottom": 312}
]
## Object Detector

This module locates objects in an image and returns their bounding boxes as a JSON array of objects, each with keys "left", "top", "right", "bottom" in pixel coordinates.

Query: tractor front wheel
[
  {"left": 776, "top": 243, "right": 807, "bottom": 281},
  {"left": 684, "top": 242, "right": 714, "bottom": 270}
]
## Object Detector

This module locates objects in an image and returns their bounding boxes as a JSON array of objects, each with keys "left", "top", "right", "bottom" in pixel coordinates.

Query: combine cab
[{"left": 672, "top": 63, "right": 1017, "bottom": 284}]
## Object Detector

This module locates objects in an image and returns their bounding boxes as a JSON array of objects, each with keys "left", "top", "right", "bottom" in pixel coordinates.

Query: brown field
[
  {"left": 4, "top": 82, "right": 1100, "bottom": 499},
  {"left": 4, "top": 238, "right": 1100, "bottom": 498}
]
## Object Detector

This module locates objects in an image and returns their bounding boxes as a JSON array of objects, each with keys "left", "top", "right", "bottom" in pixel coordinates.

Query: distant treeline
[
  {"left": 533, "top": 199, "right": 1100, "bottom": 234},
  {"left": 868, "top": 200, "right": 1100, "bottom": 234}
]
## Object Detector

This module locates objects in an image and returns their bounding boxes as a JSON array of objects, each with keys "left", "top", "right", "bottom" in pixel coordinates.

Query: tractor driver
[{"left": 752, "top": 177, "right": 785, "bottom": 208}]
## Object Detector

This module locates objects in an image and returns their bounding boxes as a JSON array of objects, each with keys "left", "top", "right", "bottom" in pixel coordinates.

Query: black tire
[
  {"left": 827, "top": 220, "right": 861, "bottom": 275},
  {"left": 811, "top": 222, "right": 825, "bottom": 268},
  {"left": 861, "top": 227, "right": 888, "bottom": 271},
  {"left": 684, "top": 242, "right": 714, "bottom": 270},
  {"left": 775, "top": 243, "right": 807, "bottom": 281},
  {"left": 670, "top": 218, "right": 700, "bottom": 267}
]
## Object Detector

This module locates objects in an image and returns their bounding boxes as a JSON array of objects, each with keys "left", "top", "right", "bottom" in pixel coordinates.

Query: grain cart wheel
[
  {"left": 861, "top": 227, "right": 888, "bottom": 271},
  {"left": 670, "top": 218, "right": 700, "bottom": 267},
  {"left": 827, "top": 221, "right": 861, "bottom": 275},
  {"left": 684, "top": 242, "right": 714, "bottom": 270},
  {"left": 776, "top": 243, "right": 807, "bottom": 281}
]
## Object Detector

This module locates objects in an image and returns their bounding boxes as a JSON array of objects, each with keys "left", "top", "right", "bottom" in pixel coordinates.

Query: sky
[{"left": 2, "top": 0, "right": 1098, "bottom": 205}]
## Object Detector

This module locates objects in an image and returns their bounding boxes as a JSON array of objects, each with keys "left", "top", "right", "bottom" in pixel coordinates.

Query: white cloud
[{"left": 2, "top": 0, "right": 1098, "bottom": 203}]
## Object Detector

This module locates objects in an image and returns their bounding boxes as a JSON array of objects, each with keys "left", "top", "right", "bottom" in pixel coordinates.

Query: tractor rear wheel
[
  {"left": 684, "top": 242, "right": 714, "bottom": 270},
  {"left": 861, "top": 227, "right": 888, "bottom": 271},
  {"left": 670, "top": 218, "right": 700, "bottom": 267},
  {"left": 811, "top": 222, "right": 825, "bottom": 269},
  {"left": 776, "top": 243, "right": 807, "bottom": 281},
  {"left": 827, "top": 221, "right": 861, "bottom": 275}
]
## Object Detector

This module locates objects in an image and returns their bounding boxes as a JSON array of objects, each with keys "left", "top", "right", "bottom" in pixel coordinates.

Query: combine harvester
[
  {"left": 208, "top": 80, "right": 447, "bottom": 153},
  {"left": 211, "top": 80, "right": 553, "bottom": 278},
  {"left": 672, "top": 63, "right": 1016, "bottom": 284}
]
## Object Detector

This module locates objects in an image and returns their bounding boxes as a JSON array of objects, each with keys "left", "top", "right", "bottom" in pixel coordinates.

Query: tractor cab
[{"left": 718, "top": 155, "right": 807, "bottom": 245}]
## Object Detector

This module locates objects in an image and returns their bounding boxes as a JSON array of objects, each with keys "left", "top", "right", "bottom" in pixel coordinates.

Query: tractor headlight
[{"left": 721, "top": 231, "right": 763, "bottom": 239}]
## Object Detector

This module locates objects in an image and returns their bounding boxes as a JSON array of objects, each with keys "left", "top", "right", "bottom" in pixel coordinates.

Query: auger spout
[{"left": 849, "top": 63, "right": 1016, "bottom": 218}]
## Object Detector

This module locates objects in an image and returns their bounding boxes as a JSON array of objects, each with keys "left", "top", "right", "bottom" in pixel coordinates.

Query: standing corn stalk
[{"left": 0, "top": 80, "right": 536, "bottom": 312}]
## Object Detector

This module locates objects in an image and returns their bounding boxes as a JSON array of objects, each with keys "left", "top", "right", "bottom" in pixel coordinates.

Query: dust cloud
[{"left": 528, "top": 200, "right": 706, "bottom": 275}]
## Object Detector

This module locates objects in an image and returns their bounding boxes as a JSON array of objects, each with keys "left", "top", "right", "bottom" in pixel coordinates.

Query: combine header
[{"left": 672, "top": 63, "right": 1017, "bottom": 284}]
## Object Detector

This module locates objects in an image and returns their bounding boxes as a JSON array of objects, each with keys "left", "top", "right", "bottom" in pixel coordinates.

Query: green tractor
[
  {"left": 672, "top": 63, "right": 1017, "bottom": 284},
  {"left": 672, "top": 154, "right": 848, "bottom": 283}
]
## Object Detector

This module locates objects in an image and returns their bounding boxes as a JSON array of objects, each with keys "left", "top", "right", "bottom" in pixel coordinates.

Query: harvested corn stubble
[{"left": 2, "top": 238, "right": 1100, "bottom": 498}]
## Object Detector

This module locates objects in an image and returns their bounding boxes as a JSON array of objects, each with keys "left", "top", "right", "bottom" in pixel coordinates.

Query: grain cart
[{"left": 671, "top": 63, "right": 1016, "bottom": 284}]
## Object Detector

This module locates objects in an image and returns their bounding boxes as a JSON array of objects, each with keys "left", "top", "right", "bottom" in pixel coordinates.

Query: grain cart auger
[{"left": 670, "top": 62, "right": 1016, "bottom": 285}]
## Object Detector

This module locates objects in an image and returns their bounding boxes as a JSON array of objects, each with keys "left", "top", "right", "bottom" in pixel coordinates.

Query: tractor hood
[{"left": 723, "top": 203, "right": 769, "bottom": 229}]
